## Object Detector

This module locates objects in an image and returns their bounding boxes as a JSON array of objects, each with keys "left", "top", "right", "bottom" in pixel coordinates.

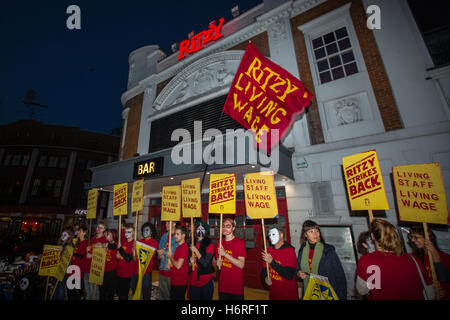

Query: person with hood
[
  {"left": 261, "top": 225, "right": 299, "bottom": 300},
  {"left": 296, "top": 220, "right": 347, "bottom": 300},
  {"left": 189, "top": 220, "right": 215, "bottom": 300}
]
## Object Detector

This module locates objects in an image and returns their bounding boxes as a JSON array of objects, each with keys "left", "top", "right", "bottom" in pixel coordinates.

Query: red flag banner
[{"left": 222, "top": 42, "right": 313, "bottom": 150}]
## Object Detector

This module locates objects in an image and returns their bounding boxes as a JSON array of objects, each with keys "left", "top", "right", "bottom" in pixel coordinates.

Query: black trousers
[
  {"left": 117, "top": 276, "right": 131, "bottom": 300},
  {"left": 170, "top": 285, "right": 187, "bottom": 300},
  {"left": 100, "top": 269, "right": 116, "bottom": 300}
]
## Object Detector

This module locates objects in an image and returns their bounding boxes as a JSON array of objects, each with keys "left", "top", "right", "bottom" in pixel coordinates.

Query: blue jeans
[
  {"left": 52, "top": 274, "right": 68, "bottom": 300},
  {"left": 189, "top": 278, "right": 214, "bottom": 300},
  {"left": 131, "top": 272, "right": 153, "bottom": 300}
]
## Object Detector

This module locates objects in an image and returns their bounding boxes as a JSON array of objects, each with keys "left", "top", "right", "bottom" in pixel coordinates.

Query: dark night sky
[{"left": 0, "top": 0, "right": 262, "bottom": 135}]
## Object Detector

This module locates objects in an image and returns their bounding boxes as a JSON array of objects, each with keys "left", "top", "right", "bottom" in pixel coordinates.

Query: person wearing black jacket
[
  {"left": 261, "top": 226, "right": 299, "bottom": 300},
  {"left": 189, "top": 220, "right": 215, "bottom": 300}
]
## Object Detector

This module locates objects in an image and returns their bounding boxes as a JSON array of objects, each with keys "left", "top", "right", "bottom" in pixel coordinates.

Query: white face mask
[
  {"left": 125, "top": 230, "right": 133, "bottom": 240},
  {"left": 61, "top": 232, "right": 69, "bottom": 242},
  {"left": 196, "top": 225, "right": 206, "bottom": 238},
  {"left": 142, "top": 227, "right": 151, "bottom": 238},
  {"left": 268, "top": 228, "right": 280, "bottom": 245}
]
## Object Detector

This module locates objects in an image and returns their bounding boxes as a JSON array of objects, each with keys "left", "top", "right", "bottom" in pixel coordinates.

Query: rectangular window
[
  {"left": 21, "top": 155, "right": 30, "bottom": 167},
  {"left": 312, "top": 27, "right": 359, "bottom": 84},
  {"left": 48, "top": 156, "right": 58, "bottom": 168},
  {"left": 53, "top": 180, "right": 63, "bottom": 198},
  {"left": 38, "top": 155, "right": 47, "bottom": 167},
  {"left": 11, "top": 155, "right": 21, "bottom": 166},
  {"left": 31, "top": 179, "right": 41, "bottom": 196},
  {"left": 59, "top": 157, "right": 68, "bottom": 169}
]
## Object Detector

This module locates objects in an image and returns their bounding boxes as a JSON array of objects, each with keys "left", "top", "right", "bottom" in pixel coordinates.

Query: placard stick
[
  {"left": 368, "top": 209, "right": 374, "bottom": 224},
  {"left": 118, "top": 215, "right": 122, "bottom": 244},
  {"left": 44, "top": 276, "right": 50, "bottom": 300},
  {"left": 166, "top": 221, "right": 173, "bottom": 270},
  {"left": 93, "top": 284, "right": 97, "bottom": 300},
  {"left": 134, "top": 211, "right": 139, "bottom": 243},
  {"left": 423, "top": 222, "right": 440, "bottom": 299},
  {"left": 261, "top": 218, "right": 270, "bottom": 279},
  {"left": 191, "top": 217, "right": 195, "bottom": 271},
  {"left": 50, "top": 280, "right": 59, "bottom": 300},
  {"left": 218, "top": 213, "right": 223, "bottom": 270}
]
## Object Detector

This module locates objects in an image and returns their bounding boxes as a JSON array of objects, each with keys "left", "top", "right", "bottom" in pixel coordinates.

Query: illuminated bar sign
[
  {"left": 178, "top": 17, "right": 225, "bottom": 60},
  {"left": 133, "top": 157, "right": 163, "bottom": 179}
]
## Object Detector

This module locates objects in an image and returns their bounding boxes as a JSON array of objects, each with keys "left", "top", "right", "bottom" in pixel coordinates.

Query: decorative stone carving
[
  {"left": 269, "top": 20, "right": 288, "bottom": 44},
  {"left": 216, "top": 61, "right": 235, "bottom": 85},
  {"left": 334, "top": 98, "right": 361, "bottom": 126},
  {"left": 193, "top": 67, "right": 215, "bottom": 95}
]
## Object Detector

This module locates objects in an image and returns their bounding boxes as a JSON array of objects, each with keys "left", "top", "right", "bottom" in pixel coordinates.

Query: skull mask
[{"left": 19, "top": 277, "right": 29, "bottom": 291}]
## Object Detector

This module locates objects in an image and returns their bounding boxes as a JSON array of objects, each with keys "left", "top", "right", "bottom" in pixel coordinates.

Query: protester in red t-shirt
[
  {"left": 168, "top": 226, "right": 189, "bottom": 300},
  {"left": 216, "top": 217, "right": 246, "bottom": 300},
  {"left": 85, "top": 221, "right": 108, "bottom": 300},
  {"left": 356, "top": 219, "right": 434, "bottom": 300},
  {"left": 67, "top": 225, "right": 88, "bottom": 300},
  {"left": 116, "top": 223, "right": 136, "bottom": 300},
  {"left": 262, "top": 226, "right": 299, "bottom": 300},
  {"left": 131, "top": 222, "right": 158, "bottom": 300},
  {"left": 189, "top": 220, "right": 215, "bottom": 300},
  {"left": 409, "top": 225, "right": 450, "bottom": 300},
  {"left": 100, "top": 228, "right": 118, "bottom": 300}
]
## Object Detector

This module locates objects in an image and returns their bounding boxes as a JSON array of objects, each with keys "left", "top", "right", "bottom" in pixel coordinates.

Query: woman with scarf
[{"left": 296, "top": 220, "right": 347, "bottom": 300}]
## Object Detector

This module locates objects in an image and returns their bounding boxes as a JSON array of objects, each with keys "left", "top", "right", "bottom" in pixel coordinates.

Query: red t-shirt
[
  {"left": 86, "top": 235, "right": 108, "bottom": 273},
  {"left": 264, "top": 245, "right": 299, "bottom": 300},
  {"left": 104, "top": 242, "right": 118, "bottom": 273},
  {"left": 170, "top": 242, "right": 189, "bottom": 286},
  {"left": 357, "top": 251, "right": 431, "bottom": 300},
  {"left": 215, "top": 237, "right": 246, "bottom": 295},
  {"left": 423, "top": 251, "right": 450, "bottom": 300},
  {"left": 117, "top": 239, "right": 135, "bottom": 278},
  {"left": 71, "top": 239, "right": 88, "bottom": 279},
  {"left": 191, "top": 242, "right": 215, "bottom": 287},
  {"left": 133, "top": 238, "right": 159, "bottom": 275},
  {"left": 308, "top": 248, "right": 314, "bottom": 272}
]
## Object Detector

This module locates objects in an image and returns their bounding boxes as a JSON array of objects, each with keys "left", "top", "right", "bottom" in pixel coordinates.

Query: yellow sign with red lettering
[
  {"left": 89, "top": 247, "right": 107, "bottom": 286},
  {"left": 181, "top": 178, "right": 202, "bottom": 218},
  {"left": 131, "top": 179, "right": 144, "bottom": 213},
  {"left": 393, "top": 163, "right": 449, "bottom": 225},
  {"left": 244, "top": 172, "right": 278, "bottom": 219},
  {"left": 38, "top": 245, "right": 62, "bottom": 277},
  {"left": 113, "top": 183, "right": 128, "bottom": 216},
  {"left": 86, "top": 188, "right": 98, "bottom": 219},
  {"left": 342, "top": 150, "right": 389, "bottom": 210},
  {"left": 161, "top": 185, "right": 181, "bottom": 221},
  {"left": 208, "top": 174, "right": 236, "bottom": 214}
]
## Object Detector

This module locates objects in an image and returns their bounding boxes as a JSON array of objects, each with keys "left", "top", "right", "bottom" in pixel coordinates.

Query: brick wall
[{"left": 290, "top": 0, "right": 402, "bottom": 145}]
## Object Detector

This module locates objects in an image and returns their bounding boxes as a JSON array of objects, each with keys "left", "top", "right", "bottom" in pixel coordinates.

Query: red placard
[{"left": 222, "top": 42, "right": 313, "bottom": 151}]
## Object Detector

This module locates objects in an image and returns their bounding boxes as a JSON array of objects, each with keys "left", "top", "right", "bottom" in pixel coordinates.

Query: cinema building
[{"left": 90, "top": 0, "right": 450, "bottom": 297}]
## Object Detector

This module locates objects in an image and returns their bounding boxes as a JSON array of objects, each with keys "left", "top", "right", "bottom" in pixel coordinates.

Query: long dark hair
[
  {"left": 408, "top": 225, "right": 440, "bottom": 264},
  {"left": 300, "top": 220, "right": 325, "bottom": 248}
]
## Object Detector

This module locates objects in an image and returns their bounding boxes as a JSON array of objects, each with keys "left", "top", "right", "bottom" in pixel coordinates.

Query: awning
[{"left": 90, "top": 138, "right": 294, "bottom": 193}]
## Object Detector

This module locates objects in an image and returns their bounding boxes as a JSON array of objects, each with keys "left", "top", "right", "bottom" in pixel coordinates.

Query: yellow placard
[
  {"left": 244, "top": 172, "right": 278, "bottom": 219},
  {"left": 131, "top": 179, "right": 144, "bottom": 213},
  {"left": 303, "top": 274, "right": 339, "bottom": 300},
  {"left": 393, "top": 163, "right": 449, "bottom": 225},
  {"left": 132, "top": 241, "right": 156, "bottom": 300},
  {"left": 113, "top": 183, "right": 128, "bottom": 216},
  {"left": 181, "top": 178, "right": 202, "bottom": 218},
  {"left": 161, "top": 185, "right": 181, "bottom": 221},
  {"left": 54, "top": 245, "right": 74, "bottom": 282},
  {"left": 38, "top": 245, "right": 62, "bottom": 277},
  {"left": 342, "top": 150, "right": 389, "bottom": 210},
  {"left": 208, "top": 174, "right": 236, "bottom": 214},
  {"left": 86, "top": 189, "right": 98, "bottom": 219},
  {"left": 89, "top": 247, "right": 107, "bottom": 285}
]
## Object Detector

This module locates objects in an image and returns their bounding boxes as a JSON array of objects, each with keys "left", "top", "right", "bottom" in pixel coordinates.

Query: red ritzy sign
[
  {"left": 178, "top": 18, "right": 225, "bottom": 60},
  {"left": 222, "top": 42, "right": 313, "bottom": 151}
]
